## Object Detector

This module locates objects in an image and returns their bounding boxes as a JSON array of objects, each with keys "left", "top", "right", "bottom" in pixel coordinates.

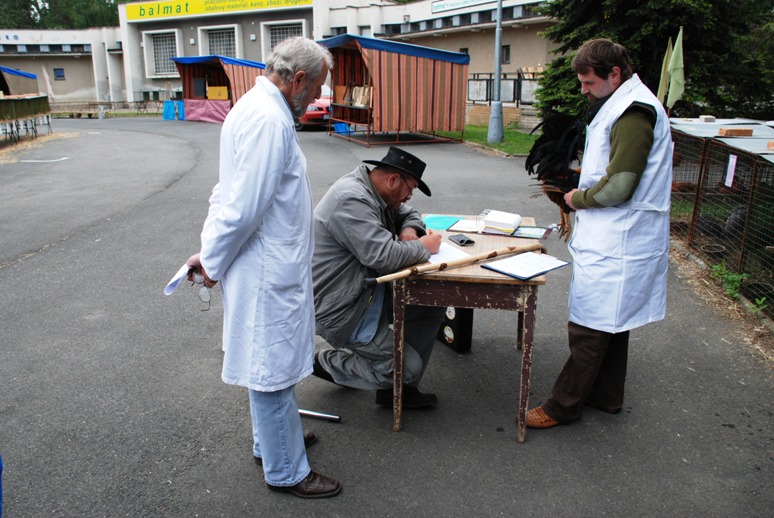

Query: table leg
[
  {"left": 392, "top": 280, "right": 406, "bottom": 432},
  {"left": 516, "top": 286, "right": 538, "bottom": 442}
]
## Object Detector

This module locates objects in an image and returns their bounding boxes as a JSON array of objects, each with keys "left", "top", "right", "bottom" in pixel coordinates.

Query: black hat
[{"left": 363, "top": 146, "right": 431, "bottom": 197}]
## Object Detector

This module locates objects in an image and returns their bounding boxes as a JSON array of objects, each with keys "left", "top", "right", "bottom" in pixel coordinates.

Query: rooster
[{"left": 525, "top": 113, "right": 585, "bottom": 241}]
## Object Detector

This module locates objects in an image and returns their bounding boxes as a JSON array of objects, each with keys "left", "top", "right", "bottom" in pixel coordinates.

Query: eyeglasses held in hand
[{"left": 191, "top": 271, "right": 211, "bottom": 311}]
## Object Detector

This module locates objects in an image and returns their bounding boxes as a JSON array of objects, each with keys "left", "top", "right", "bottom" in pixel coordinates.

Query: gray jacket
[{"left": 313, "top": 165, "right": 430, "bottom": 347}]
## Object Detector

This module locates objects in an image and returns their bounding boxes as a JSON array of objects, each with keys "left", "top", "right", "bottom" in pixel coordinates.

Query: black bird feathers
[{"left": 525, "top": 114, "right": 585, "bottom": 240}]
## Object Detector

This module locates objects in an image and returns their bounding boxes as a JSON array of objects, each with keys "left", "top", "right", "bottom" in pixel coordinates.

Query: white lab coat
[
  {"left": 200, "top": 76, "right": 315, "bottom": 392},
  {"left": 568, "top": 74, "right": 673, "bottom": 333}
]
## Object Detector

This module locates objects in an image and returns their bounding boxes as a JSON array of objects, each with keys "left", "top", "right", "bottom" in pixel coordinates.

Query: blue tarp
[
  {"left": 318, "top": 34, "right": 470, "bottom": 65},
  {"left": 170, "top": 55, "right": 265, "bottom": 69},
  {"left": 0, "top": 65, "right": 37, "bottom": 79}
]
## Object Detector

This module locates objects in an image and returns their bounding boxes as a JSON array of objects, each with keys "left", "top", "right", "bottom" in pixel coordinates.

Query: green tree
[
  {"left": 0, "top": 0, "right": 38, "bottom": 28},
  {"left": 39, "top": 0, "right": 119, "bottom": 29},
  {"left": 0, "top": 0, "right": 121, "bottom": 29},
  {"left": 535, "top": 0, "right": 774, "bottom": 120}
]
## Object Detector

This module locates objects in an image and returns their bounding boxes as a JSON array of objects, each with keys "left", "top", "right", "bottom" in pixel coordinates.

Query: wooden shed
[
  {"left": 1, "top": 65, "right": 39, "bottom": 96},
  {"left": 171, "top": 55, "right": 265, "bottom": 123},
  {"left": 318, "top": 34, "right": 470, "bottom": 145},
  {"left": 1, "top": 65, "right": 50, "bottom": 142}
]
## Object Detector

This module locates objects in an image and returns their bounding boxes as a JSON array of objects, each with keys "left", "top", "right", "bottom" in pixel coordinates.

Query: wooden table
[{"left": 391, "top": 217, "right": 546, "bottom": 443}]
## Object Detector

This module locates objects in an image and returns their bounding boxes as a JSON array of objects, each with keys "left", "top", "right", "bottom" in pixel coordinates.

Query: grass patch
[{"left": 438, "top": 125, "right": 538, "bottom": 155}]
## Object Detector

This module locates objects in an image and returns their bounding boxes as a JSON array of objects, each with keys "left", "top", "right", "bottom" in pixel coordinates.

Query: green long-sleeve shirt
[{"left": 571, "top": 103, "right": 656, "bottom": 209}]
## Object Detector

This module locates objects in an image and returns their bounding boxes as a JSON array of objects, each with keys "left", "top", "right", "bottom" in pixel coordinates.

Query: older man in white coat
[{"left": 186, "top": 37, "right": 340, "bottom": 498}]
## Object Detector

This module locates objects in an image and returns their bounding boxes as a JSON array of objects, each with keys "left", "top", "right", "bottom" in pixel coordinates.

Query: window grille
[
  {"left": 269, "top": 24, "right": 302, "bottom": 50},
  {"left": 208, "top": 29, "right": 236, "bottom": 57},
  {"left": 152, "top": 33, "right": 177, "bottom": 75}
]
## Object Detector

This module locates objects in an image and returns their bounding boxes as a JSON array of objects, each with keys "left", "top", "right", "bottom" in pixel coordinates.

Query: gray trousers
[{"left": 318, "top": 305, "right": 445, "bottom": 390}]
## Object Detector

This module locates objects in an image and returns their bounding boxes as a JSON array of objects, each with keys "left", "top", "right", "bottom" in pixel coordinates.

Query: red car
[{"left": 295, "top": 84, "right": 332, "bottom": 130}]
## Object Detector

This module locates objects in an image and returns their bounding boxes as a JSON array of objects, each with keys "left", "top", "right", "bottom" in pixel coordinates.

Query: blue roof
[
  {"left": 318, "top": 34, "right": 470, "bottom": 65},
  {"left": 0, "top": 65, "right": 37, "bottom": 79},
  {"left": 170, "top": 55, "right": 265, "bottom": 69}
]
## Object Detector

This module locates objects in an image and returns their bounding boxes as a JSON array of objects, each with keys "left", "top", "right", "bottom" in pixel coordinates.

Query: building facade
[
  {"left": 0, "top": 0, "right": 555, "bottom": 108},
  {"left": 316, "top": 0, "right": 557, "bottom": 75},
  {"left": 0, "top": 27, "right": 123, "bottom": 102},
  {"left": 118, "top": 0, "right": 315, "bottom": 102}
]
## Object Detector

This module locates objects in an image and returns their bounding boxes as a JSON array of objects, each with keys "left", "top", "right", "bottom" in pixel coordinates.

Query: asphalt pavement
[{"left": 0, "top": 117, "right": 771, "bottom": 517}]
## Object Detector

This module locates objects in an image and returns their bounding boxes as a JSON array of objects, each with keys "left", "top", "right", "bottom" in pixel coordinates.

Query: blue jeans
[{"left": 249, "top": 386, "right": 311, "bottom": 486}]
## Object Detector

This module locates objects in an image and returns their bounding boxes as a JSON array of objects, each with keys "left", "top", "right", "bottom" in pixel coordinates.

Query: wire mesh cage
[{"left": 670, "top": 128, "right": 774, "bottom": 318}]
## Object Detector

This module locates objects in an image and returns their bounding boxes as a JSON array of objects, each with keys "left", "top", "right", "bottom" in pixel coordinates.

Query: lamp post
[{"left": 487, "top": 0, "right": 504, "bottom": 144}]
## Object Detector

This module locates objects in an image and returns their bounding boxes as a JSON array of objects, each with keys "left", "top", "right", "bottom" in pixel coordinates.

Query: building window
[
  {"left": 208, "top": 28, "right": 236, "bottom": 57},
  {"left": 53, "top": 68, "right": 65, "bottom": 80},
  {"left": 152, "top": 33, "right": 177, "bottom": 75},
  {"left": 270, "top": 24, "right": 303, "bottom": 50},
  {"left": 502, "top": 45, "right": 511, "bottom": 64},
  {"left": 460, "top": 48, "right": 469, "bottom": 54},
  {"left": 383, "top": 24, "right": 401, "bottom": 36},
  {"left": 260, "top": 21, "right": 305, "bottom": 61}
]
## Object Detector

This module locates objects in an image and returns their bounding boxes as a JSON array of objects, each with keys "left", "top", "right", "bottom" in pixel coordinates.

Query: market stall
[
  {"left": 171, "top": 55, "right": 265, "bottom": 123},
  {"left": 318, "top": 34, "right": 470, "bottom": 146},
  {"left": 1, "top": 65, "right": 51, "bottom": 143}
]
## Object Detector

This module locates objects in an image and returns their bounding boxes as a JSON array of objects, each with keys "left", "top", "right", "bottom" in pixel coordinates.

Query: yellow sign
[{"left": 126, "top": 0, "right": 313, "bottom": 21}]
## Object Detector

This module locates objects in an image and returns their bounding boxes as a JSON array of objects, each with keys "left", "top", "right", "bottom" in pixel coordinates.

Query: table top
[{"left": 416, "top": 216, "right": 548, "bottom": 286}]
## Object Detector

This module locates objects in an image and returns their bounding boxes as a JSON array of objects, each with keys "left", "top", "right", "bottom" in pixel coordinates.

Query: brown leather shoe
[
  {"left": 253, "top": 432, "right": 317, "bottom": 466},
  {"left": 267, "top": 471, "right": 342, "bottom": 499},
  {"left": 526, "top": 406, "right": 561, "bottom": 429}
]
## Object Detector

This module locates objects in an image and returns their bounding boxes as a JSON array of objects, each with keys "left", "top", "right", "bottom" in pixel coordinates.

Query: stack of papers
[{"left": 482, "top": 252, "right": 569, "bottom": 280}]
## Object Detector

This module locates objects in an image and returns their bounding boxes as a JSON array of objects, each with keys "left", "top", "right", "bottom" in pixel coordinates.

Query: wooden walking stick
[{"left": 364, "top": 242, "right": 547, "bottom": 286}]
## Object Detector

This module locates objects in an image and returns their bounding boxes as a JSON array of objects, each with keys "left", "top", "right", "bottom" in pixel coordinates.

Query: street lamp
[{"left": 487, "top": 0, "right": 504, "bottom": 144}]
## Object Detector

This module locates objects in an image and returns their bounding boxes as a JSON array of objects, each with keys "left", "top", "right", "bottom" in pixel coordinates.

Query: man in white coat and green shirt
[
  {"left": 186, "top": 37, "right": 341, "bottom": 498},
  {"left": 527, "top": 39, "right": 672, "bottom": 429}
]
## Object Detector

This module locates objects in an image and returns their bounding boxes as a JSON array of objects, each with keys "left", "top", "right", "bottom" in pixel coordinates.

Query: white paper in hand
[{"left": 164, "top": 263, "right": 191, "bottom": 295}]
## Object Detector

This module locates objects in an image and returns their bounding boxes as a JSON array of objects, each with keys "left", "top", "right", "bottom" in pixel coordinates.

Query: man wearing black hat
[{"left": 311, "top": 146, "right": 444, "bottom": 408}]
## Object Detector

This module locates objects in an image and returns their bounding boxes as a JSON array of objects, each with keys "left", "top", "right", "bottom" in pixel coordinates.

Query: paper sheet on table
[
  {"left": 164, "top": 263, "right": 190, "bottom": 295},
  {"left": 447, "top": 218, "right": 483, "bottom": 233},
  {"left": 429, "top": 242, "right": 471, "bottom": 264}
]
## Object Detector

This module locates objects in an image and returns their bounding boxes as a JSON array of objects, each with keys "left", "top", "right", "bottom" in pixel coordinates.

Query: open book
[{"left": 447, "top": 209, "right": 522, "bottom": 235}]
